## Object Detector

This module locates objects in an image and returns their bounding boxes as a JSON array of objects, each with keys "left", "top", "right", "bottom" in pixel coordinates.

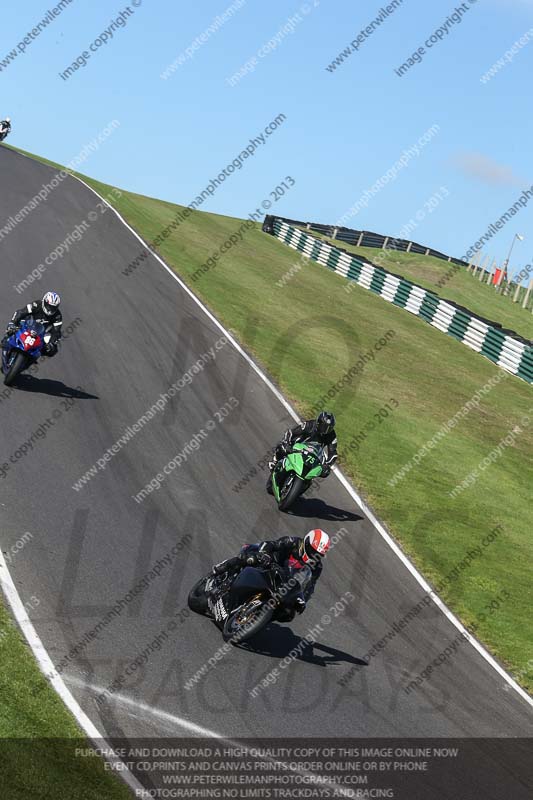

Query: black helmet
[{"left": 316, "top": 411, "right": 335, "bottom": 436}]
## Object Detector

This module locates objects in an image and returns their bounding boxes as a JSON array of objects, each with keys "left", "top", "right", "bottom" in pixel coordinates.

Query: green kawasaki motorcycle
[{"left": 271, "top": 441, "right": 327, "bottom": 511}]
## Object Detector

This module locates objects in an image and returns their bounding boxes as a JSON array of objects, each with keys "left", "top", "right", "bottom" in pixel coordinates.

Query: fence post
[
  {"left": 406, "top": 241, "right": 412, "bottom": 252},
  {"left": 332, "top": 227, "right": 338, "bottom": 240},
  {"left": 522, "top": 278, "right": 533, "bottom": 308},
  {"left": 356, "top": 231, "right": 364, "bottom": 246},
  {"left": 476, "top": 254, "right": 488, "bottom": 279},
  {"left": 513, "top": 281, "right": 522, "bottom": 303},
  {"left": 472, "top": 252, "right": 481, "bottom": 273},
  {"left": 523, "top": 279, "right": 533, "bottom": 310},
  {"left": 383, "top": 237, "right": 389, "bottom": 250}
]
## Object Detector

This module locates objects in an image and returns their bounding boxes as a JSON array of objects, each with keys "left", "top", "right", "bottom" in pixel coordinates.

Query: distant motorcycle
[
  {"left": 2, "top": 317, "right": 50, "bottom": 386},
  {"left": 188, "top": 549, "right": 312, "bottom": 644},
  {"left": 270, "top": 441, "right": 327, "bottom": 511},
  {"left": 0, "top": 122, "right": 10, "bottom": 142}
]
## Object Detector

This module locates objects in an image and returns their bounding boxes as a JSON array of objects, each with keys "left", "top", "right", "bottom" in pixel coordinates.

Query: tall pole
[{"left": 500, "top": 233, "right": 523, "bottom": 287}]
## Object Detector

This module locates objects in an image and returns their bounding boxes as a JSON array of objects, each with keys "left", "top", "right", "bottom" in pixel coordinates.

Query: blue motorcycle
[{"left": 2, "top": 317, "right": 49, "bottom": 386}]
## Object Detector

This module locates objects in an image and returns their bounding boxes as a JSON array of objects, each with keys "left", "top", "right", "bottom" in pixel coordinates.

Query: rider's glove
[
  {"left": 323, "top": 457, "right": 336, "bottom": 477},
  {"left": 6, "top": 323, "right": 17, "bottom": 334},
  {"left": 294, "top": 596, "right": 306, "bottom": 614},
  {"left": 275, "top": 442, "right": 288, "bottom": 460},
  {"left": 253, "top": 552, "right": 272, "bottom": 568}
]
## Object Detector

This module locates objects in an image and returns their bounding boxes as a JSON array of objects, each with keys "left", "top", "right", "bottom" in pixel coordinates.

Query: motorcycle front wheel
[
  {"left": 222, "top": 599, "right": 274, "bottom": 644},
  {"left": 278, "top": 474, "right": 308, "bottom": 511},
  {"left": 4, "top": 351, "right": 29, "bottom": 386}
]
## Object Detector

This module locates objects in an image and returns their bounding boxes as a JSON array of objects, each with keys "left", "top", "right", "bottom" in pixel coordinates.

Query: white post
[
  {"left": 469, "top": 252, "right": 480, "bottom": 273},
  {"left": 478, "top": 254, "right": 489, "bottom": 280},
  {"left": 486, "top": 258, "right": 496, "bottom": 284},
  {"left": 523, "top": 279, "right": 533, "bottom": 310}
]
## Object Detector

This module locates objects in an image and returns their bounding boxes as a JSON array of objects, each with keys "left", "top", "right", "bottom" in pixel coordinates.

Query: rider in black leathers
[
  {"left": 266, "top": 411, "right": 338, "bottom": 494},
  {"left": 211, "top": 530, "right": 330, "bottom": 619},
  {"left": 0, "top": 118, "right": 11, "bottom": 141}
]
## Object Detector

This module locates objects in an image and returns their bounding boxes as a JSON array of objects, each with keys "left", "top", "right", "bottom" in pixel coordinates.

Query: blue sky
[{"left": 1, "top": 0, "right": 532, "bottom": 271}]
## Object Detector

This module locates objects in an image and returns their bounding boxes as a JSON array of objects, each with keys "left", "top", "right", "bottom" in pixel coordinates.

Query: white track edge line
[
  {"left": 67, "top": 678, "right": 225, "bottom": 737},
  {"left": 65, "top": 679, "right": 354, "bottom": 799},
  {"left": 71, "top": 173, "right": 533, "bottom": 713},
  {"left": 1, "top": 150, "right": 149, "bottom": 798},
  {"left": 0, "top": 550, "right": 146, "bottom": 795}
]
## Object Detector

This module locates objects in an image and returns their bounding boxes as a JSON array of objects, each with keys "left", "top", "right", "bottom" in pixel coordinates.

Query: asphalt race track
[{"left": 1, "top": 147, "right": 532, "bottom": 755}]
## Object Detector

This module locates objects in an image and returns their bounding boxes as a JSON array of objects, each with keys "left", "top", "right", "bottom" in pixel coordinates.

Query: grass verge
[
  {"left": 299, "top": 227, "right": 533, "bottom": 341},
  {"left": 0, "top": 601, "right": 131, "bottom": 798}
]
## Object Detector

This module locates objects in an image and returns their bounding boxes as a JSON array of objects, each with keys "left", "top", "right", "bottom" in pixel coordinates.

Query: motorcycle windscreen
[
  {"left": 229, "top": 567, "right": 271, "bottom": 606},
  {"left": 293, "top": 442, "right": 323, "bottom": 458},
  {"left": 281, "top": 565, "right": 313, "bottom": 602},
  {"left": 21, "top": 317, "right": 45, "bottom": 337},
  {"left": 287, "top": 442, "right": 325, "bottom": 478},
  {"left": 289, "top": 565, "right": 312, "bottom": 591},
  {"left": 17, "top": 318, "right": 45, "bottom": 352}
]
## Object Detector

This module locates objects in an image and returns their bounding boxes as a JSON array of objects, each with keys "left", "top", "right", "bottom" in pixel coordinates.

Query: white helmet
[
  {"left": 302, "top": 529, "right": 330, "bottom": 562},
  {"left": 5, "top": 117, "right": 10, "bottom": 123},
  {"left": 42, "top": 291, "right": 61, "bottom": 316}
]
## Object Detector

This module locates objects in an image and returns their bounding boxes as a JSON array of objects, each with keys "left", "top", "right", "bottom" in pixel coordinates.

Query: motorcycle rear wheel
[{"left": 188, "top": 576, "right": 210, "bottom": 614}]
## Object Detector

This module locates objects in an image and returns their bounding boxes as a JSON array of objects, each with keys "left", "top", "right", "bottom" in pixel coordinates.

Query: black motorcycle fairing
[{"left": 227, "top": 566, "right": 273, "bottom": 608}]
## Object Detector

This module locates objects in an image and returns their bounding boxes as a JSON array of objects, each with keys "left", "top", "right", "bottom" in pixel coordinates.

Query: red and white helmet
[
  {"left": 42, "top": 291, "right": 60, "bottom": 316},
  {"left": 302, "top": 529, "right": 330, "bottom": 562}
]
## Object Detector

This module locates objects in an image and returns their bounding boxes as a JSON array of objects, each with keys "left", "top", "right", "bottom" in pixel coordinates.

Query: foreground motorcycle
[
  {"left": 188, "top": 550, "right": 312, "bottom": 644},
  {"left": 271, "top": 441, "right": 327, "bottom": 511},
  {"left": 2, "top": 318, "right": 49, "bottom": 386}
]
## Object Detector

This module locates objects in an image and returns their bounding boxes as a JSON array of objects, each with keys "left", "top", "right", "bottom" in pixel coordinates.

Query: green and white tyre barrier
[{"left": 269, "top": 218, "right": 533, "bottom": 385}]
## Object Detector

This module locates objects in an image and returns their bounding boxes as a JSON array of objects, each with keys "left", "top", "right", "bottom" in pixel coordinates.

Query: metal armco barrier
[
  {"left": 263, "top": 216, "right": 533, "bottom": 385},
  {"left": 269, "top": 215, "right": 468, "bottom": 267}
]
